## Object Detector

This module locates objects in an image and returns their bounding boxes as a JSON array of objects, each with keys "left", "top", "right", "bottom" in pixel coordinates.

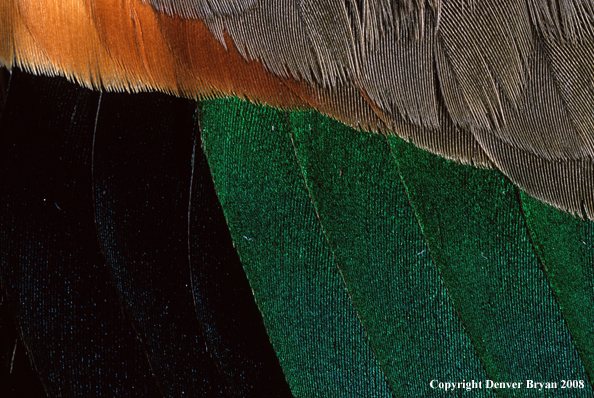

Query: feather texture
[
  {"left": 2, "top": 0, "right": 594, "bottom": 217},
  {"left": 0, "top": 70, "right": 294, "bottom": 398},
  {"left": 3, "top": 68, "right": 594, "bottom": 397}
]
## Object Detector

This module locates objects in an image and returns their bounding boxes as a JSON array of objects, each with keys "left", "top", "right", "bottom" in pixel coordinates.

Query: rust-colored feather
[{"left": 2, "top": 0, "right": 308, "bottom": 108}]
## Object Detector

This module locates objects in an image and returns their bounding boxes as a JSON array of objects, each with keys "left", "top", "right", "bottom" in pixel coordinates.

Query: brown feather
[
  {"left": 539, "top": 39, "right": 594, "bottom": 158},
  {"left": 474, "top": 128, "right": 594, "bottom": 219},
  {"left": 357, "top": 12, "right": 440, "bottom": 129},
  {"left": 0, "top": 0, "right": 14, "bottom": 68},
  {"left": 147, "top": 0, "right": 256, "bottom": 20}
]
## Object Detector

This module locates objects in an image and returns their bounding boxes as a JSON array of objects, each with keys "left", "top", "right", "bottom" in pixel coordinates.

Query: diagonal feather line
[{"left": 1, "top": 0, "right": 594, "bottom": 218}]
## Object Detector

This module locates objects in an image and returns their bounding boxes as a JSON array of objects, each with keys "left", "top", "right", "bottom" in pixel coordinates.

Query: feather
[
  {"left": 202, "top": 97, "right": 594, "bottom": 395},
  {"left": 0, "top": 287, "right": 46, "bottom": 396},
  {"left": 521, "top": 192, "right": 594, "bottom": 379},
  {"left": 3, "top": 1, "right": 594, "bottom": 396},
  {"left": 200, "top": 99, "right": 395, "bottom": 397},
  {"left": 0, "top": 70, "right": 164, "bottom": 398},
  {"left": 3, "top": 68, "right": 594, "bottom": 397},
  {"left": 0, "top": 70, "right": 292, "bottom": 398},
  {"left": 3, "top": 0, "right": 594, "bottom": 217},
  {"left": 287, "top": 109, "right": 491, "bottom": 394}
]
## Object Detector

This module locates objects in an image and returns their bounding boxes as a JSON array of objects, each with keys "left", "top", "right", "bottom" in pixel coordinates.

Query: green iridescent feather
[{"left": 200, "top": 97, "right": 594, "bottom": 396}]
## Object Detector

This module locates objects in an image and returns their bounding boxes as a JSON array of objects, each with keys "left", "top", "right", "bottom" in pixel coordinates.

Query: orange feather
[{"left": 1, "top": 0, "right": 309, "bottom": 109}]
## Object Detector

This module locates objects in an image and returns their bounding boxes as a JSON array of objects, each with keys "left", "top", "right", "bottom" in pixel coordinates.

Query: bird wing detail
[{"left": 2, "top": 0, "right": 594, "bottom": 217}]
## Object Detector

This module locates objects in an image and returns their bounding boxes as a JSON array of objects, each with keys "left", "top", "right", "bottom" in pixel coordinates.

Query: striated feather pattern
[
  {"left": 146, "top": 0, "right": 257, "bottom": 19},
  {"left": 2, "top": 0, "right": 594, "bottom": 218}
]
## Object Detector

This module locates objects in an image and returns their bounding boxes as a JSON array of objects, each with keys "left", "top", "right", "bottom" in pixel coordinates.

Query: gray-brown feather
[{"left": 147, "top": 0, "right": 594, "bottom": 218}]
